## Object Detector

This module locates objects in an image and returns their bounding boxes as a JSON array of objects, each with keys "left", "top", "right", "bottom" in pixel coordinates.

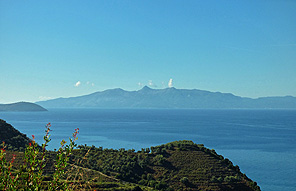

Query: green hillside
[
  {"left": 0, "top": 119, "right": 33, "bottom": 151},
  {"left": 71, "top": 141, "right": 260, "bottom": 191},
  {"left": 0, "top": 120, "right": 260, "bottom": 190}
]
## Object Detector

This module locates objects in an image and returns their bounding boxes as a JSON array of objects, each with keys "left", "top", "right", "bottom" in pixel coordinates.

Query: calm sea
[{"left": 0, "top": 109, "right": 295, "bottom": 191}]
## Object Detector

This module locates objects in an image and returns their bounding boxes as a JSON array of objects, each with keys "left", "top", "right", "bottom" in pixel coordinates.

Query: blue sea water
[{"left": 0, "top": 109, "right": 295, "bottom": 191}]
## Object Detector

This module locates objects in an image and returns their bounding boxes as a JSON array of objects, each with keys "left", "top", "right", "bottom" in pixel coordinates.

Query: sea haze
[{"left": 0, "top": 109, "right": 295, "bottom": 191}]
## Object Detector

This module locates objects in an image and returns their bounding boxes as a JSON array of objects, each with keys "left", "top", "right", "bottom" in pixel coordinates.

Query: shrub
[
  {"left": 210, "top": 176, "right": 218, "bottom": 183},
  {"left": 180, "top": 177, "right": 189, "bottom": 185},
  {"left": 153, "top": 154, "right": 166, "bottom": 165},
  {"left": 217, "top": 177, "right": 223, "bottom": 182},
  {"left": 0, "top": 123, "right": 79, "bottom": 190},
  {"left": 224, "top": 175, "right": 240, "bottom": 183},
  {"left": 155, "top": 181, "right": 168, "bottom": 190}
]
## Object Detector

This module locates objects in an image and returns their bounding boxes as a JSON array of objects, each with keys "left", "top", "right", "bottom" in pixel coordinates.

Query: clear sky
[{"left": 1, "top": 0, "right": 296, "bottom": 103}]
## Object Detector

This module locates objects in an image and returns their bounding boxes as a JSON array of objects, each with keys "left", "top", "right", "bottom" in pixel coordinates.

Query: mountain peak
[
  {"left": 166, "top": 87, "right": 177, "bottom": 90},
  {"left": 139, "top": 86, "right": 153, "bottom": 91}
]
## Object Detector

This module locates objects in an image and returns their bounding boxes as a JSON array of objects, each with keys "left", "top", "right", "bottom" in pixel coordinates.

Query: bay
[{"left": 0, "top": 108, "right": 295, "bottom": 191}]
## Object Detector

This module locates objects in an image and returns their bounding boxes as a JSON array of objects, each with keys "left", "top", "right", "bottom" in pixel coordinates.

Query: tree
[{"left": 180, "top": 177, "right": 189, "bottom": 185}]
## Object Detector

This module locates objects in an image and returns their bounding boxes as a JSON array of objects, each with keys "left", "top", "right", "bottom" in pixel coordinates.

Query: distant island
[
  {"left": 0, "top": 119, "right": 260, "bottom": 191},
  {"left": 37, "top": 86, "right": 296, "bottom": 109},
  {"left": 0, "top": 102, "right": 47, "bottom": 112}
]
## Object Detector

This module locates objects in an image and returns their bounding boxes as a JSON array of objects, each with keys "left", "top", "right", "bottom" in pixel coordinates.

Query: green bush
[
  {"left": 0, "top": 123, "right": 79, "bottom": 190},
  {"left": 180, "top": 177, "right": 189, "bottom": 185},
  {"left": 153, "top": 154, "right": 166, "bottom": 165}
]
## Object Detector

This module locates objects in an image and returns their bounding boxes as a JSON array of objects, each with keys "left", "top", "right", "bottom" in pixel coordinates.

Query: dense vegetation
[
  {"left": 0, "top": 120, "right": 261, "bottom": 190},
  {"left": 71, "top": 141, "right": 260, "bottom": 191},
  {"left": 0, "top": 119, "right": 34, "bottom": 151}
]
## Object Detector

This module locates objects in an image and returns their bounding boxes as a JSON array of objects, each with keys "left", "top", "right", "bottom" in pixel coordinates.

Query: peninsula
[{"left": 0, "top": 102, "right": 47, "bottom": 112}]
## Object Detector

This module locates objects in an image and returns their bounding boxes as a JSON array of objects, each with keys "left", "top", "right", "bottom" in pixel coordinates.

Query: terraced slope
[
  {"left": 72, "top": 141, "right": 261, "bottom": 191},
  {"left": 0, "top": 120, "right": 260, "bottom": 190}
]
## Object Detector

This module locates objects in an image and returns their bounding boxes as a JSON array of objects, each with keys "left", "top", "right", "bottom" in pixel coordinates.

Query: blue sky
[{"left": 1, "top": 0, "right": 296, "bottom": 103}]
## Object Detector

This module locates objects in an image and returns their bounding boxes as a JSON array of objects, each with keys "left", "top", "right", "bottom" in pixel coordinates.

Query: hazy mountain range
[{"left": 36, "top": 86, "right": 296, "bottom": 109}]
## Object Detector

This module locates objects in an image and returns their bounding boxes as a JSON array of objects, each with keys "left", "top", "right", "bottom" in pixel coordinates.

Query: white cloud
[
  {"left": 85, "top": 81, "right": 95, "bottom": 86},
  {"left": 38, "top": 96, "right": 53, "bottom": 101},
  {"left": 168, "top": 78, "right": 173, "bottom": 88},
  {"left": 148, "top": 80, "right": 153, "bottom": 86},
  {"left": 148, "top": 80, "right": 157, "bottom": 87},
  {"left": 75, "top": 81, "right": 81, "bottom": 87}
]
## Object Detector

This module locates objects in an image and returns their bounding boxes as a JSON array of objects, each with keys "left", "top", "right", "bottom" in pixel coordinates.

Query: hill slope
[
  {"left": 1, "top": 120, "right": 260, "bottom": 190},
  {"left": 0, "top": 102, "right": 47, "bottom": 112},
  {"left": 37, "top": 86, "right": 296, "bottom": 109},
  {"left": 0, "top": 119, "right": 33, "bottom": 151},
  {"left": 72, "top": 141, "right": 261, "bottom": 191}
]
